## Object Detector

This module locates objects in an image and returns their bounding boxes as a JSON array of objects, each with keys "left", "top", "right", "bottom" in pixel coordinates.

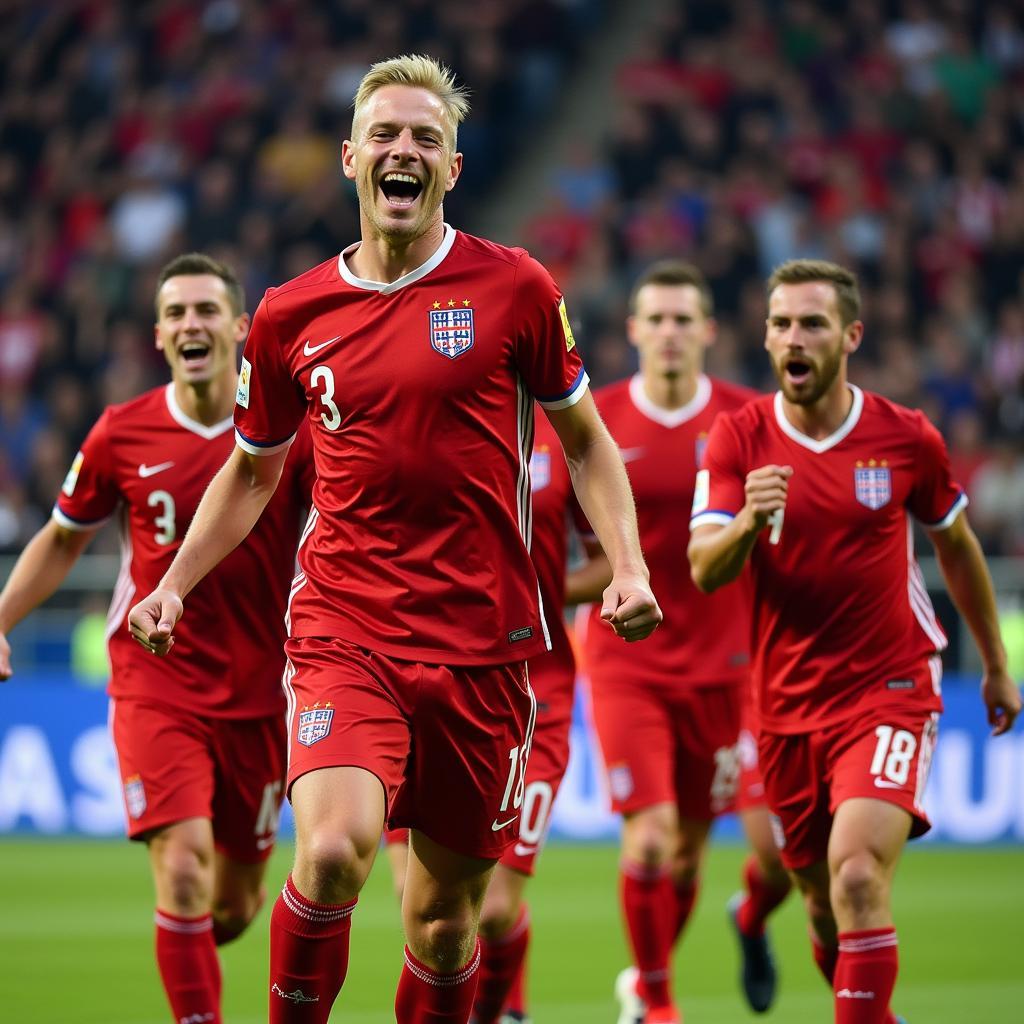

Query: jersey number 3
[{"left": 311, "top": 366, "right": 341, "bottom": 431}]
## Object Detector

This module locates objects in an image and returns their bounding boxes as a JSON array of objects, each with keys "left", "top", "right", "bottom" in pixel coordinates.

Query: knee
[
  {"left": 408, "top": 909, "right": 479, "bottom": 971},
  {"left": 212, "top": 885, "right": 265, "bottom": 946},
  {"left": 298, "top": 828, "right": 377, "bottom": 901},
  {"left": 623, "top": 812, "right": 676, "bottom": 869},
  {"left": 479, "top": 888, "right": 521, "bottom": 939},
  {"left": 153, "top": 842, "right": 210, "bottom": 912},
  {"left": 831, "top": 852, "right": 886, "bottom": 916}
]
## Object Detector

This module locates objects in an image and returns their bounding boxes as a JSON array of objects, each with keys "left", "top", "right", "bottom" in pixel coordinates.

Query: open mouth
[
  {"left": 783, "top": 356, "right": 812, "bottom": 385},
  {"left": 379, "top": 171, "right": 423, "bottom": 209},
  {"left": 179, "top": 342, "right": 211, "bottom": 366}
]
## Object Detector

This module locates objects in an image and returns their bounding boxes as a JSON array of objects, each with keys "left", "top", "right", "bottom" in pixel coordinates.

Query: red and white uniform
[
  {"left": 54, "top": 383, "right": 314, "bottom": 855},
  {"left": 585, "top": 374, "right": 757, "bottom": 818},
  {"left": 234, "top": 227, "right": 588, "bottom": 858},
  {"left": 692, "top": 386, "right": 962, "bottom": 864}
]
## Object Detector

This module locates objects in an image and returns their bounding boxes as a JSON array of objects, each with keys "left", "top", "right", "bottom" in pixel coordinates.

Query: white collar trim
[
  {"left": 337, "top": 223, "right": 456, "bottom": 294},
  {"left": 628, "top": 373, "right": 712, "bottom": 428},
  {"left": 164, "top": 384, "right": 234, "bottom": 440},
  {"left": 773, "top": 384, "right": 863, "bottom": 453}
]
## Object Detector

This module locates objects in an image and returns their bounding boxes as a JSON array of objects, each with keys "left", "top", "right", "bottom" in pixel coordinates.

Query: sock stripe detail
[
  {"left": 281, "top": 882, "right": 356, "bottom": 924},
  {"left": 403, "top": 942, "right": 481, "bottom": 987},
  {"left": 838, "top": 934, "right": 898, "bottom": 953},
  {"left": 154, "top": 911, "right": 213, "bottom": 935}
]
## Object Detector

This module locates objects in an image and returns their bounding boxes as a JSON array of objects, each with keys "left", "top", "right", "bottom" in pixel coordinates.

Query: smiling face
[
  {"left": 628, "top": 282, "right": 714, "bottom": 383},
  {"left": 154, "top": 274, "right": 248, "bottom": 387},
  {"left": 342, "top": 84, "right": 462, "bottom": 245},
  {"left": 765, "top": 280, "right": 862, "bottom": 405}
]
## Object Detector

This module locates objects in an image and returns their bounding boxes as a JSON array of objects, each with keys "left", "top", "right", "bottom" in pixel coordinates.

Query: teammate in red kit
[
  {"left": 127, "top": 55, "right": 660, "bottom": 1024},
  {"left": 0, "top": 253, "right": 314, "bottom": 1024},
  {"left": 689, "top": 259, "right": 1022, "bottom": 1024},
  {"left": 386, "top": 413, "right": 611, "bottom": 1024},
  {"left": 584, "top": 262, "right": 791, "bottom": 1024}
]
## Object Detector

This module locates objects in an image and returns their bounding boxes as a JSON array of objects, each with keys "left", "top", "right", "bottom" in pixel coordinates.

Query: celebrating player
[
  {"left": 689, "top": 259, "right": 1021, "bottom": 1024},
  {"left": 0, "top": 253, "right": 314, "bottom": 1024},
  {"left": 584, "top": 262, "right": 791, "bottom": 1024},
  {"left": 128, "top": 55, "right": 660, "bottom": 1024}
]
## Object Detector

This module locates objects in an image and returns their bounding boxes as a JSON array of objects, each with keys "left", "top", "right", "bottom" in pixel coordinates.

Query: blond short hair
[
  {"left": 767, "top": 259, "right": 861, "bottom": 326},
  {"left": 353, "top": 54, "right": 470, "bottom": 150}
]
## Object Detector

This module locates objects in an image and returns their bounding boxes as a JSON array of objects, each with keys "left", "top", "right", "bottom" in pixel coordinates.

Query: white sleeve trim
[
  {"left": 689, "top": 511, "right": 735, "bottom": 530},
  {"left": 921, "top": 491, "right": 969, "bottom": 532},
  {"left": 234, "top": 430, "right": 296, "bottom": 456},
  {"left": 537, "top": 371, "right": 590, "bottom": 411},
  {"left": 52, "top": 506, "right": 110, "bottom": 531}
]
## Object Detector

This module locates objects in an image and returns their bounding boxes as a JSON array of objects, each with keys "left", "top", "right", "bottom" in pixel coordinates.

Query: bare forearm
[
  {"left": 160, "top": 447, "right": 282, "bottom": 598},
  {"left": 935, "top": 531, "right": 1007, "bottom": 672},
  {"left": 567, "top": 436, "right": 646, "bottom": 577},
  {"left": 0, "top": 521, "right": 92, "bottom": 633},
  {"left": 688, "top": 513, "right": 760, "bottom": 593}
]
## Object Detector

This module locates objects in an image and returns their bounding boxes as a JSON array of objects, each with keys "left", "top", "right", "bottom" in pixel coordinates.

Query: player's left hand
[
  {"left": 600, "top": 573, "right": 662, "bottom": 642},
  {"left": 981, "top": 668, "right": 1022, "bottom": 736}
]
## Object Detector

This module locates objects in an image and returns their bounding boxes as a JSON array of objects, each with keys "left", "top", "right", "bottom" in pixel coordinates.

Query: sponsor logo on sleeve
[
  {"left": 236, "top": 357, "right": 252, "bottom": 409},
  {"left": 691, "top": 469, "right": 710, "bottom": 515},
  {"left": 61, "top": 451, "right": 84, "bottom": 497},
  {"left": 558, "top": 297, "right": 576, "bottom": 352}
]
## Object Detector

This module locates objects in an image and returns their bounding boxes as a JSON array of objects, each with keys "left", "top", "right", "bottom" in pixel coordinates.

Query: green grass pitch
[{"left": 1, "top": 838, "right": 1020, "bottom": 1021}]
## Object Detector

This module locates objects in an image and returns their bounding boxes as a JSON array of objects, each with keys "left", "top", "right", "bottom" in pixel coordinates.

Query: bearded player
[
  {"left": 689, "top": 258, "right": 1021, "bottom": 1024},
  {"left": 0, "top": 253, "right": 314, "bottom": 1024}
]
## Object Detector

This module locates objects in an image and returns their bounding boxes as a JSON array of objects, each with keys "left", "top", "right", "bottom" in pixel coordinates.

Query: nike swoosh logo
[
  {"left": 303, "top": 334, "right": 343, "bottom": 357},
  {"left": 873, "top": 778, "right": 903, "bottom": 789},
  {"left": 619, "top": 447, "right": 646, "bottom": 463},
  {"left": 138, "top": 461, "right": 175, "bottom": 478},
  {"left": 491, "top": 815, "right": 518, "bottom": 831}
]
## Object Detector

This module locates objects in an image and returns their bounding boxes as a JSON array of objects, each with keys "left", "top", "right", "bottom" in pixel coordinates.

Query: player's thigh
[
  {"left": 672, "top": 683, "right": 743, "bottom": 820},
  {"left": 828, "top": 708, "right": 939, "bottom": 842},
  {"left": 480, "top": 861, "right": 530, "bottom": 934},
  {"left": 828, "top": 798, "right": 913, "bottom": 877},
  {"left": 589, "top": 674, "right": 676, "bottom": 814},
  {"left": 111, "top": 697, "right": 215, "bottom": 841},
  {"left": 397, "top": 661, "right": 535, "bottom": 860},
  {"left": 283, "top": 636, "right": 412, "bottom": 816},
  {"left": 758, "top": 730, "right": 833, "bottom": 872},
  {"left": 209, "top": 711, "right": 287, "bottom": 864}
]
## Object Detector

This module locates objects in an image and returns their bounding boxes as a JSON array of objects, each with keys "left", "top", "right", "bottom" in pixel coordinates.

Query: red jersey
[
  {"left": 234, "top": 227, "right": 588, "bottom": 666},
  {"left": 528, "top": 414, "right": 577, "bottom": 692},
  {"left": 585, "top": 374, "right": 756, "bottom": 688},
  {"left": 54, "top": 384, "right": 314, "bottom": 718},
  {"left": 692, "top": 386, "right": 963, "bottom": 733}
]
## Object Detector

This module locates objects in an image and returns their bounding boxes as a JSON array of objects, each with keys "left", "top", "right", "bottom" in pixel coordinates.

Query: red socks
[
  {"left": 395, "top": 941, "right": 481, "bottom": 1022},
  {"left": 736, "top": 855, "right": 791, "bottom": 937},
  {"left": 505, "top": 949, "right": 527, "bottom": 1017},
  {"left": 154, "top": 910, "right": 221, "bottom": 1024},
  {"left": 268, "top": 875, "right": 356, "bottom": 1023},
  {"left": 620, "top": 860, "right": 676, "bottom": 1010},
  {"left": 671, "top": 876, "right": 699, "bottom": 944},
  {"left": 474, "top": 906, "right": 531, "bottom": 1024},
  {"left": 834, "top": 928, "right": 898, "bottom": 1023}
]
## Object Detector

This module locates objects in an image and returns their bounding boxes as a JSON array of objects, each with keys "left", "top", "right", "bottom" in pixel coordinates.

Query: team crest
[
  {"left": 297, "top": 703, "right": 334, "bottom": 747},
  {"left": 608, "top": 763, "right": 634, "bottom": 802},
  {"left": 429, "top": 306, "right": 474, "bottom": 359},
  {"left": 854, "top": 460, "right": 891, "bottom": 510},
  {"left": 530, "top": 446, "right": 551, "bottom": 490},
  {"left": 124, "top": 775, "right": 146, "bottom": 819}
]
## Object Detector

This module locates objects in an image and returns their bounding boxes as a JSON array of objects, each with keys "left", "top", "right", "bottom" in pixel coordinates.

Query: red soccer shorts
[
  {"left": 735, "top": 680, "right": 767, "bottom": 813},
  {"left": 110, "top": 697, "right": 286, "bottom": 863},
  {"left": 590, "top": 677, "right": 742, "bottom": 819},
  {"left": 284, "top": 637, "right": 535, "bottom": 860},
  {"left": 759, "top": 707, "right": 940, "bottom": 870},
  {"left": 499, "top": 659, "right": 574, "bottom": 876}
]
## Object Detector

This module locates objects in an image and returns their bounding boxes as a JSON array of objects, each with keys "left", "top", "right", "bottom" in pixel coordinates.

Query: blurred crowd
[{"left": 1, "top": 0, "right": 1023, "bottom": 561}]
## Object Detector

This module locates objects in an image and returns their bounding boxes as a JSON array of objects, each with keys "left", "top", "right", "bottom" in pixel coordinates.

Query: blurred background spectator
[{"left": 0, "top": 0, "right": 1022, "bottom": 573}]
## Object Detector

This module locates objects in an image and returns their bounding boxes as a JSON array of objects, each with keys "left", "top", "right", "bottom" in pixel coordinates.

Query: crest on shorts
[
  {"left": 297, "top": 702, "right": 334, "bottom": 747},
  {"left": 124, "top": 774, "right": 146, "bottom": 819},
  {"left": 854, "top": 460, "right": 891, "bottom": 510},
  {"left": 429, "top": 304, "right": 474, "bottom": 359},
  {"left": 608, "top": 762, "right": 634, "bottom": 803},
  {"left": 530, "top": 445, "right": 551, "bottom": 491}
]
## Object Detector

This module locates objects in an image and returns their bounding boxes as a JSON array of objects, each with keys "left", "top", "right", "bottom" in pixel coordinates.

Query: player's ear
[
  {"left": 843, "top": 319, "right": 864, "bottom": 355},
  {"left": 626, "top": 315, "right": 640, "bottom": 349},
  {"left": 341, "top": 140, "right": 357, "bottom": 181},
  {"left": 154, "top": 324, "right": 165, "bottom": 353},
  {"left": 702, "top": 316, "right": 718, "bottom": 349},
  {"left": 445, "top": 151, "right": 463, "bottom": 193},
  {"left": 233, "top": 312, "right": 251, "bottom": 345}
]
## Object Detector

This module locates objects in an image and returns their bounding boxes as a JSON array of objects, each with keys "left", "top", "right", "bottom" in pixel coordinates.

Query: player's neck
[
  {"left": 172, "top": 376, "right": 235, "bottom": 427},
  {"left": 641, "top": 369, "right": 698, "bottom": 411},
  {"left": 348, "top": 217, "right": 446, "bottom": 284},
  {"left": 781, "top": 380, "right": 854, "bottom": 440}
]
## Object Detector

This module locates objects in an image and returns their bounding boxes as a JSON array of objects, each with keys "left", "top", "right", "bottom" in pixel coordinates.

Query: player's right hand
[
  {"left": 0, "top": 631, "right": 12, "bottom": 680},
  {"left": 128, "top": 589, "right": 183, "bottom": 657},
  {"left": 743, "top": 464, "right": 793, "bottom": 531}
]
